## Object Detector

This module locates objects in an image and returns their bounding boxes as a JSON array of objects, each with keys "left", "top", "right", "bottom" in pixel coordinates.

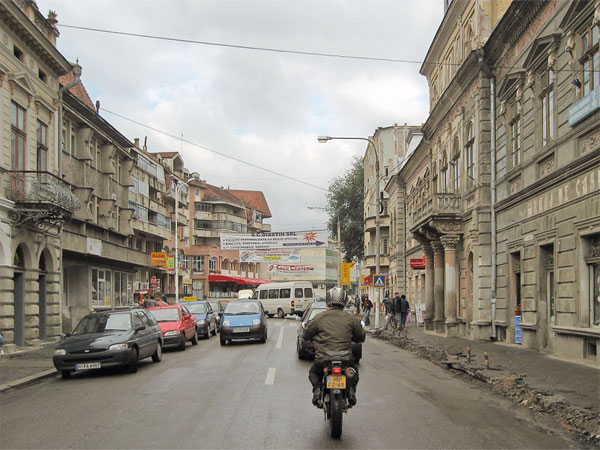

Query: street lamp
[
  {"left": 174, "top": 174, "right": 198, "bottom": 303},
  {"left": 318, "top": 135, "right": 382, "bottom": 329},
  {"left": 307, "top": 206, "right": 341, "bottom": 286}
]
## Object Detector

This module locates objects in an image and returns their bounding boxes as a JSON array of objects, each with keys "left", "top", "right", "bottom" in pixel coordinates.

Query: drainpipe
[{"left": 490, "top": 76, "right": 497, "bottom": 340}]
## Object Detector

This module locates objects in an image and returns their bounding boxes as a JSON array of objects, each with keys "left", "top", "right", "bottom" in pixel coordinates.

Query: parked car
[
  {"left": 207, "top": 301, "right": 225, "bottom": 330},
  {"left": 184, "top": 301, "right": 218, "bottom": 338},
  {"left": 53, "top": 309, "right": 163, "bottom": 379},
  {"left": 296, "top": 301, "right": 363, "bottom": 362},
  {"left": 147, "top": 304, "right": 198, "bottom": 350},
  {"left": 220, "top": 299, "right": 267, "bottom": 345}
]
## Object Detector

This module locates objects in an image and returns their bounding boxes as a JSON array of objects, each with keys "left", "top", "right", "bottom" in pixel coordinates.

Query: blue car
[
  {"left": 220, "top": 300, "right": 268, "bottom": 346},
  {"left": 183, "top": 301, "right": 218, "bottom": 339}
]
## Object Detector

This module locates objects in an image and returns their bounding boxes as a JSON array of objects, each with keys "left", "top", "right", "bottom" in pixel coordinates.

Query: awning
[{"left": 208, "top": 275, "right": 272, "bottom": 286}]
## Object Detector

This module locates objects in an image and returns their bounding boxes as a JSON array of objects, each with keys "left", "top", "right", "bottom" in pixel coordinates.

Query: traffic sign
[{"left": 373, "top": 274, "right": 386, "bottom": 288}]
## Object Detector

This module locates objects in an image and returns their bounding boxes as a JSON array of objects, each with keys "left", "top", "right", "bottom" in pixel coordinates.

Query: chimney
[{"left": 134, "top": 138, "right": 140, "bottom": 147}]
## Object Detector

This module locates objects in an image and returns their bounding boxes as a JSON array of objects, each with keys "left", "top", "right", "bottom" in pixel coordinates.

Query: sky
[{"left": 36, "top": 0, "right": 444, "bottom": 232}]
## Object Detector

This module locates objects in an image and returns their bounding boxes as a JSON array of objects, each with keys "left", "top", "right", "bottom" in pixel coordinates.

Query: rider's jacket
[{"left": 304, "top": 308, "right": 365, "bottom": 361}]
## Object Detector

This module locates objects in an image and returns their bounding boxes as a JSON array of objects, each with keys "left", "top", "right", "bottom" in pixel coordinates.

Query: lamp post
[
  {"left": 317, "top": 135, "right": 381, "bottom": 328},
  {"left": 307, "top": 206, "right": 341, "bottom": 286},
  {"left": 173, "top": 175, "right": 198, "bottom": 303}
]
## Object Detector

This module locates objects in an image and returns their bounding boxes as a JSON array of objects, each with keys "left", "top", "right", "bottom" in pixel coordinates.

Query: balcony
[
  {"left": 8, "top": 171, "right": 81, "bottom": 232},
  {"left": 409, "top": 192, "right": 461, "bottom": 232}
]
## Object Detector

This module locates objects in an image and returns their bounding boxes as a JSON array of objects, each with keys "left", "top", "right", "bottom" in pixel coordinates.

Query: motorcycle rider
[{"left": 304, "top": 287, "right": 366, "bottom": 407}]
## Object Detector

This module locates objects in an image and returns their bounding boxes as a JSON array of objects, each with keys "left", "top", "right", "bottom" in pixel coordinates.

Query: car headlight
[
  {"left": 198, "top": 319, "right": 206, "bottom": 325},
  {"left": 222, "top": 320, "right": 230, "bottom": 326},
  {"left": 165, "top": 330, "right": 181, "bottom": 336},
  {"left": 252, "top": 319, "right": 260, "bottom": 325},
  {"left": 109, "top": 343, "right": 128, "bottom": 351},
  {"left": 54, "top": 349, "right": 67, "bottom": 356}
]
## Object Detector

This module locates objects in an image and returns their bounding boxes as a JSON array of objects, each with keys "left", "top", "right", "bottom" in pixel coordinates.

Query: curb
[{"left": 0, "top": 369, "right": 57, "bottom": 393}]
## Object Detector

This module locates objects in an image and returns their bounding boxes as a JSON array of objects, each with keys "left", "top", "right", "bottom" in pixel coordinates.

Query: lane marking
[
  {"left": 275, "top": 326, "right": 285, "bottom": 349},
  {"left": 265, "top": 367, "right": 276, "bottom": 385}
]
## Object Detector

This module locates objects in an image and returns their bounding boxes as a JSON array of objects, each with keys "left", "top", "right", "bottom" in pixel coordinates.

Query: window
[
  {"left": 295, "top": 288, "right": 303, "bottom": 298},
  {"left": 91, "top": 268, "right": 112, "bottom": 308},
  {"left": 304, "top": 288, "right": 313, "bottom": 298},
  {"left": 280, "top": 289, "right": 291, "bottom": 299},
  {"left": 440, "top": 152, "right": 448, "bottom": 193},
  {"left": 541, "top": 245, "right": 555, "bottom": 325},
  {"left": 183, "top": 254, "right": 190, "bottom": 270},
  {"left": 383, "top": 238, "right": 388, "bottom": 255},
  {"left": 38, "top": 69, "right": 47, "bottom": 83},
  {"left": 540, "top": 69, "right": 554, "bottom": 146},
  {"left": 581, "top": 24, "right": 599, "bottom": 96},
  {"left": 509, "top": 101, "right": 522, "bottom": 168},
  {"left": 592, "top": 262, "right": 600, "bottom": 327},
  {"left": 451, "top": 137, "right": 461, "bottom": 192},
  {"left": 13, "top": 45, "right": 23, "bottom": 61},
  {"left": 114, "top": 271, "right": 133, "bottom": 307},
  {"left": 192, "top": 256, "right": 204, "bottom": 273},
  {"left": 465, "top": 123, "right": 475, "bottom": 186},
  {"left": 196, "top": 202, "right": 213, "bottom": 212},
  {"left": 11, "top": 102, "right": 26, "bottom": 170},
  {"left": 37, "top": 120, "right": 48, "bottom": 172},
  {"left": 268, "top": 289, "right": 279, "bottom": 299},
  {"left": 209, "top": 258, "right": 217, "bottom": 273},
  {"left": 259, "top": 290, "right": 268, "bottom": 300}
]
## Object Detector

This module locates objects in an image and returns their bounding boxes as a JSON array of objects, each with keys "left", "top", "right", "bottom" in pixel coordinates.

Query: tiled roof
[
  {"left": 193, "top": 181, "right": 246, "bottom": 207},
  {"left": 59, "top": 72, "right": 95, "bottom": 111},
  {"left": 227, "top": 190, "right": 272, "bottom": 218}
]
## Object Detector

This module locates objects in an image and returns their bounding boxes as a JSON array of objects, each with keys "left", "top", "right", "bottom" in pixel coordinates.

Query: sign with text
[
  {"left": 415, "top": 303, "right": 426, "bottom": 325},
  {"left": 267, "top": 264, "right": 314, "bottom": 274},
  {"left": 410, "top": 257, "right": 425, "bottom": 269},
  {"left": 568, "top": 86, "right": 600, "bottom": 126},
  {"left": 239, "top": 250, "right": 301, "bottom": 263},
  {"left": 341, "top": 262, "right": 352, "bottom": 286},
  {"left": 151, "top": 252, "right": 166, "bottom": 267},
  {"left": 221, "top": 230, "right": 328, "bottom": 250},
  {"left": 86, "top": 238, "right": 102, "bottom": 256}
]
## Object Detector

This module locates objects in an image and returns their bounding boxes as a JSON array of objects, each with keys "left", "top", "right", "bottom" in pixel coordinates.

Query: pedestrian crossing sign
[{"left": 373, "top": 274, "right": 386, "bottom": 288}]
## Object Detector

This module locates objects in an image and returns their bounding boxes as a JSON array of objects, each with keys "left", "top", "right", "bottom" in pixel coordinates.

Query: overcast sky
[{"left": 37, "top": 0, "right": 443, "bottom": 232}]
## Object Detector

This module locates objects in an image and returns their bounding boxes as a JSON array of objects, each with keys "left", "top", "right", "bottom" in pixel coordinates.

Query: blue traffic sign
[{"left": 373, "top": 274, "right": 386, "bottom": 288}]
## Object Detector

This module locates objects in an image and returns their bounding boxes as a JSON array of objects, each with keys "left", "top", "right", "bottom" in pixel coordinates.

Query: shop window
[{"left": 91, "top": 268, "right": 112, "bottom": 308}]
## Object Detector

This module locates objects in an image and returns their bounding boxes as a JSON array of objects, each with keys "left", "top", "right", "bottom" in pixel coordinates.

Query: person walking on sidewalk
[
  {"left": 392, "top": 292, "right": 402, "bottom": 331},
  {"left": 383, "top": 295, "right": 394, "bottom": 330},
  {"left": 354, "top": 295, "right": 361, "bottom": 316},
  {"left": 399, "top": 295, "right": 410, "bottom": 332},
  {"left": 363, "top": 294, "right": 373, "bottom": 326}
]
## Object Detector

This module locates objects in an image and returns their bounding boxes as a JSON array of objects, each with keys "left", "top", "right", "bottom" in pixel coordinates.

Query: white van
[
  {"left": 253, "top": 282, "right": 314, "bottom": 317},
  {"left": 237, "top": 289, "right": 254, "bottom": 299}
]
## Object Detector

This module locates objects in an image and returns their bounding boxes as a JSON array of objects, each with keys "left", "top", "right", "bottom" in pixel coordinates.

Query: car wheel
[
  {"left": 267, "top": 314, "right": 274, "bottom": 318},
  {"left": 220, "top": 337, "right": 227, "bottom": 346},
  {"left": 260, "top": 330, "right": 267, "bottom": 343},
  {"left": 211, "top": 323, "right": 217, "bottom": 336},
  {"left": 179, "top": 335, "right": 186, "bottom": 351},
  {"left": 204, "top": 327, "right": 210, "bottom": 339},
  {"left": 152, "top": 341, "right": 162, "bottom": 362},
  {"left": 277, "top": 308, "right": 284, "bottom": 318},
  {"left": 127, "top": 348, "right": 139, "bottom": 373},
  {"left": 191, "top": 330, "right": 199, "bottom": 345},
  {"left": 61, "top": 370, "right": 71, "bottom": 379}
]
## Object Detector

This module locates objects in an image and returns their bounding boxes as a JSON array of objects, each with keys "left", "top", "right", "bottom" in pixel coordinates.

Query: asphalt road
[{"left": 0, "top": 317, "right": 581, "bottom": 449}]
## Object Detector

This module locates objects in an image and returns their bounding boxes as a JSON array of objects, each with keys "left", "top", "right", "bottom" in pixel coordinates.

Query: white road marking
[
  {"left": 265, "top": 367, "right": 276, "bottom": 385},
  {"left": 275, "top": 326, "right": 285, "bottom": 349}
]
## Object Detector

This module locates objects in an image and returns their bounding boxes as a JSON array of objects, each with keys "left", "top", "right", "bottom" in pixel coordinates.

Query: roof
[
  {"left": 59, "top": 72, "right": 95, "bottom": 111},
  {"left": 154, "top": 152, "right": 179, "bottom": 158},
  {"left": 194, "top": 181, "right": 246, "bottom": 208},
  {"left": 227, "top": 190, "right": 272, "bottom": 218}
]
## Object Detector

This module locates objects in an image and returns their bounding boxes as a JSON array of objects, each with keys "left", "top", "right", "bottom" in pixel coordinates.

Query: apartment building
[{"left": 0, "top": 0, "right": 73, "bottom": 349}]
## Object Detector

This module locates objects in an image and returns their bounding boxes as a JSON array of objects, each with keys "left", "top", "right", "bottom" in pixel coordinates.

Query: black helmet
[{"left": 326, "top": 287, "right": 347, "bottom": 308}]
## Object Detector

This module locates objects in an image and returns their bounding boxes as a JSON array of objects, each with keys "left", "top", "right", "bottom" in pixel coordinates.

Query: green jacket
[{"left": 304, "top": 308, "right": 366, "bottom": 361}]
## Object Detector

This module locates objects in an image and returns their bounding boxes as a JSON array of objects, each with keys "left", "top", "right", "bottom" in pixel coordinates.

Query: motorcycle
[{"left": 317, "top": 350, "right": 356, "bottom": 439}]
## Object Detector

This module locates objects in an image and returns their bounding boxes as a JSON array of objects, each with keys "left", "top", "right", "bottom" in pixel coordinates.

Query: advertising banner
[
  {"left": 267, "top": 264, "right": 315, "bottom": 274},
  {"left": 415, "top": 304, "right": 426, "bottom": 326},
  {"left": 151, "top": 252, "right": 166, "bottom": 267},
  {"left": 221, "top": 230, "right": 328, "bottom": 250},
  {"left": 341, "top": 262, "right": 352, "bottom": 286},
  {"left": 239, "top": 250, "right": 301, "bottom": 263}
]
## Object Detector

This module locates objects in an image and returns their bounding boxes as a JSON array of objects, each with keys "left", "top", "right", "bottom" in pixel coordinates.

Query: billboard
[
  {"left": 221, "top": 230, "right": 328, "bottom": 250},
  {"left": 239, "top": 250, "right": 301, "bottom": 263}
]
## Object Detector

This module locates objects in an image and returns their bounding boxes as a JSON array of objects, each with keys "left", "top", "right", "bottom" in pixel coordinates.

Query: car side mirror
[
  {"left": 183, "top": 315, "right": 192, "bottom": 320},
  {"left": 135, "top": 325, "right": 146, "bottom": 332}
]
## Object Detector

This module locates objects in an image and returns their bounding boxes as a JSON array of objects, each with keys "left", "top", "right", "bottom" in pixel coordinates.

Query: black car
[
  {"left": 207, "top": 301, "right": 225, "bottom": 330},
  {"left": 185, "top": 301, "right": 218, "bottom": 338},
  {"left": 296, "top": 301, "right": 363, "bottom": 362},
  {"left": 53, "top": 309, "right": 163, "bottom": 379}
]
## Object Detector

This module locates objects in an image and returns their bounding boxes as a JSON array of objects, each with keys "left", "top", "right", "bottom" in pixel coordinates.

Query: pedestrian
[
  {"left": 392, "top": 292, "right": 402, "bottom": 331},
  {"left": 399, "top": 294, "right": 410, "bottom": 331},
  {"left": 143, "top": 295, "right": 157, "bottom": 309},
  {"left": 363, "top": 294, "right": 373, "bottom": 326},
  {"left": 382, "top": 295, "right": 394, "bottom": 330},
  {"left": 355, "top": 295, "right": 361, "bottom": 316}
]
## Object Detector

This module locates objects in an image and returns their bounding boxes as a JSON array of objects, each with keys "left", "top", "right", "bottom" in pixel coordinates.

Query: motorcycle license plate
[{"left": 326, "top": 375, "right": 346, "bottom": 389}]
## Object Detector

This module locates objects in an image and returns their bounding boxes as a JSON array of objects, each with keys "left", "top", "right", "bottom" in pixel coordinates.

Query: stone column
[
  {"left": 432, "top": 240, "right": 445, "bottom": 332},
  {"left": 440, "top": 235, "right": 460, "bottom": 330},
  {"left": 423, "top": 244, "right": 435, "bottom": 330}
]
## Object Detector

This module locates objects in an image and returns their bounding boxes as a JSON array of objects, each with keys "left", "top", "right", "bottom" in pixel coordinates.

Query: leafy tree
[{"left": 326, "top": 156, "right": 364, "bottom": 262}]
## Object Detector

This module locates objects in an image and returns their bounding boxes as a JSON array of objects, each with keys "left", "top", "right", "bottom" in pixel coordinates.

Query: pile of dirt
[{"left": 372, "top": 332, "right": 600, "bottom": 447}]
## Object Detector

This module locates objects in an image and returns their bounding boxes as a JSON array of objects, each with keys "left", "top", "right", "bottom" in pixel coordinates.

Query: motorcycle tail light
[{"left": 332, "top": 367, "right": 342, "bottom": 375}]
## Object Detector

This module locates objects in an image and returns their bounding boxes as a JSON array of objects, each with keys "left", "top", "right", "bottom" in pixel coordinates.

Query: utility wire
[{"left": 101, "top": 108, "right": 329, "bottom": 192}]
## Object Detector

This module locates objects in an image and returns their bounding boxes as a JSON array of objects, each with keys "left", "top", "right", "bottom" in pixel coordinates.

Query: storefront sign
[
  {"left": 166, "top": 256, "right": 174, "bottom": 270},
  {"left": 86, "top": 238, "right": 102, "bottom": 256},
  {"left": 239, "top": 250, "right": 301, "bottom": 263},
  {"left": 221, "top": 230, "right": 328, "bottom": 250},
  {"left": 267, "top": 264, "right": 315, "bottom": 274},
  {"left": 151, "top": 252, "right": 167, "bottom": 267},
  {"left": 568, "top": 87, "right": 600, "bottom": 126},
  {"left": 183, "top": 296, "right": 197, "bottom": 302},
  {"left": 410, "top": 257, "right": 425, "bottom": 269},
  {"left": 182, "top": 278, "right": 192, "bottom": 285}
]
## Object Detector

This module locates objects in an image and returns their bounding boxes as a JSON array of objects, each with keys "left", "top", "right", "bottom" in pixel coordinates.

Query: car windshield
[
  {"left": 186, "top": 303, "right": 206, "bottom": 314},
  {"left": 73, "top": 314, "right": 132, "bottom": 334},
  {"left": 208, "top": 302, "right": 220, "bottom": 312},
  {"left": 148, "top": 308, "right": 181, "bottom": 322},
  {"left": 308, "top": 308, "right": 326, "bottom": 321},
  {"left": 224, "top": 302, "right": 260, "bottom": 315}
]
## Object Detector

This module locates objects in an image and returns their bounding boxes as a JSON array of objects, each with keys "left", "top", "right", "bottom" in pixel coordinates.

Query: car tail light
[
  {"left": 291, "top": 301, "right": 295, "bottom": 307},
  {"left": 332, "top": 367, "right": 342, "bottom": 375}
]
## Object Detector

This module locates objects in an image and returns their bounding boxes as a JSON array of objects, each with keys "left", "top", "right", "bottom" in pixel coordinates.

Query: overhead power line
[{"left": 101, "top": 108, "right": 329, "bottom": 192}]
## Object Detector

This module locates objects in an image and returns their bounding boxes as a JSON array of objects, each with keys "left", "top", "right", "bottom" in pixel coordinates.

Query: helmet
[{"left": 326, "top": 287, "right": 347, "bottom": 308}]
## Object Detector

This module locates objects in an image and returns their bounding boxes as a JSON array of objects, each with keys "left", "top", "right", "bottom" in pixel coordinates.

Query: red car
[{"left": 147, "top": 304, "right": 198, "bottom": 351}]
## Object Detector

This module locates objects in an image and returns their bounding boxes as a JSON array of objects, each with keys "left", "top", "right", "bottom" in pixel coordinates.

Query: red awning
[{"left": 208, "top": 275, "right": 272, "bottom": 286}]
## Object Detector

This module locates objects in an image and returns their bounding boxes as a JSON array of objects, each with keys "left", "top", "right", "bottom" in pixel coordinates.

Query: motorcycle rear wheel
[{"left": 330, "top": 393, "right": 343, "bottom": 438}]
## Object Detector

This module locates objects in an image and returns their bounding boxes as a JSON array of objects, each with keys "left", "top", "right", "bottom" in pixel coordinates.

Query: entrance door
[
  {"left": 14, "top": 271, "right": 25, "bottom": 346},
  {"left": 39, "top": 274, "right": 47, "bottom": 340}
]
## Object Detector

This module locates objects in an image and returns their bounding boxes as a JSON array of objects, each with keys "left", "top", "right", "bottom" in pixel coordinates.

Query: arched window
[
  {"left": 222, "top": 258, "right": 230, "bottom": 271},
  {"left": 209, "top": 257, "right": 218, "bottom": 273},
  {"left": 465, "top": 123, "right": 475, "bottom": 187}
]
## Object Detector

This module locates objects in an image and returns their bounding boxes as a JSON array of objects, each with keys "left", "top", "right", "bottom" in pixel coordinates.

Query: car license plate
[
  {"left": 326, "top": 375, "right": 346, "bottom": 389},
  {"left": 233, "top": 327, "right": 250, "bottom": 333},
  {"left": 74, "top": 362, "right": 101, "bottom": 370}
]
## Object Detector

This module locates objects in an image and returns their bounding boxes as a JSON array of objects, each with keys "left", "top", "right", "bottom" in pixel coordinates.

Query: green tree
[{"left": 326, "top": 156, "right": 364, "bottom": 262}]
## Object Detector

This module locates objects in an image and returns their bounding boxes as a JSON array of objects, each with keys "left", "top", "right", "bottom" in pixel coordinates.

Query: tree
[{"left": 326, "top": 156, "right": 364, "bottom": 262}]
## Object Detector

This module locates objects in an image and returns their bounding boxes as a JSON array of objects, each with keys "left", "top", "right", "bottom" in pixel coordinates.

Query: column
[
  {"left": 432, "top": 240, "right": 445, "bottom": 332},
  {"left": 441, "top": 235, "right": 461, "bottom": 333},
  {"left": 423, "top": 244, "right": 435, "bottom": 330}
]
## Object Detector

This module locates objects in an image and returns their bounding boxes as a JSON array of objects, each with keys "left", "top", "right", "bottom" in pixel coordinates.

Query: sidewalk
[
  {"left": 0, "top": 342, "right": 57, "bottom": 392},
  {"left": 368, "top": 322, "right": 600, "bottom": 445}
]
